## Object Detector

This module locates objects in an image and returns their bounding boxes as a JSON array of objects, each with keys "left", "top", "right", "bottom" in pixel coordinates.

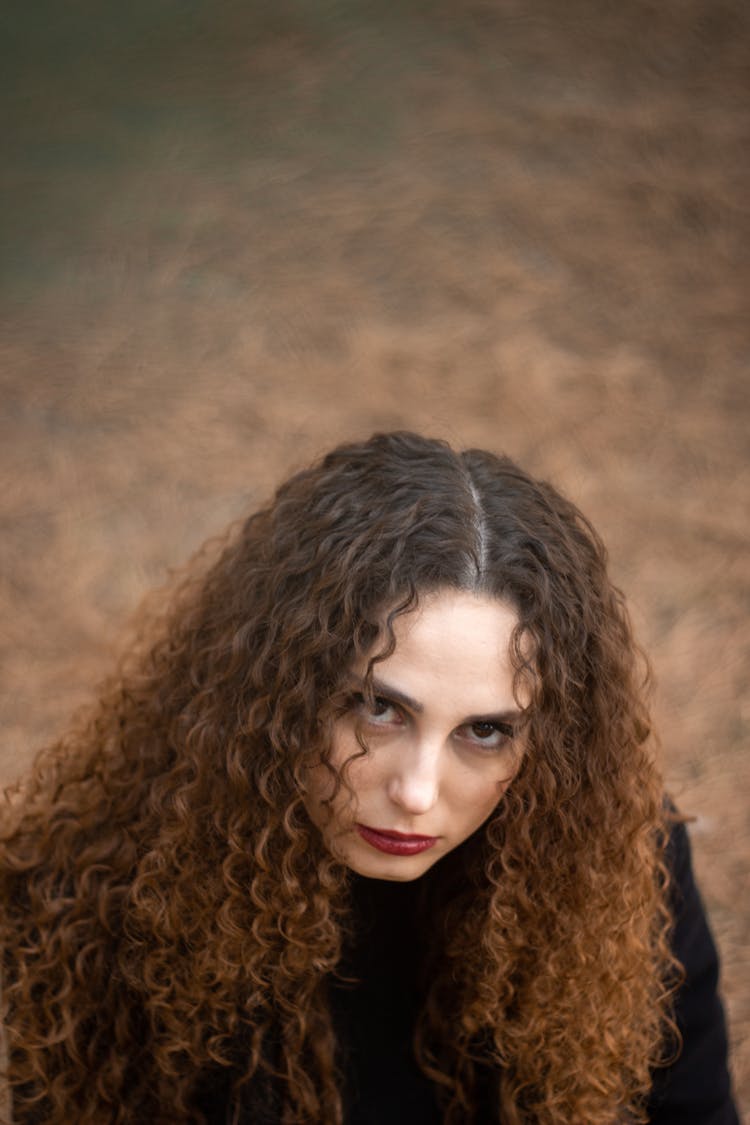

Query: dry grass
[{"left": 1, "top": 0, "right": 748, "bottom": 1111}]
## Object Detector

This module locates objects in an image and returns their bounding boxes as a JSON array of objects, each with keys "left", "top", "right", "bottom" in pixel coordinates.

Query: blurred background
[{"left": 1, "top": 0, "right": 748, "bottom": 1110}]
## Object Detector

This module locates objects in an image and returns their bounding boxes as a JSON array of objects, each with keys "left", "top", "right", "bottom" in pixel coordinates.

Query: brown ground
[{"left": 1, "top": 0, "right": 748, "bottom": 1112}]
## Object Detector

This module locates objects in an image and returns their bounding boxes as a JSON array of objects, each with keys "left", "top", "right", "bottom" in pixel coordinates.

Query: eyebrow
[{"left": 367, "top": 676, "right": 525, "bottom": 726}]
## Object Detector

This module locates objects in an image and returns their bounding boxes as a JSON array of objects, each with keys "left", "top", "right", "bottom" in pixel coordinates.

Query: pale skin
[{"left": 305, "top": 588, "right": 528, "bottom": 882}]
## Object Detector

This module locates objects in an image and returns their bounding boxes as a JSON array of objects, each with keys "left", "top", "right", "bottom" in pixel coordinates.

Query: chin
[{"left": 342, "top": 847, "right": 441, "bottom": 882}]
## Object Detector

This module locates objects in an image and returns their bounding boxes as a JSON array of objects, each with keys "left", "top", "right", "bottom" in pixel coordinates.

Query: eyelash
[
  {"left": 350, "top": 693, "right": 400, "bottom": 724},
  {"left": 349, "top": 693, "right": 515, "bottom": 750}
]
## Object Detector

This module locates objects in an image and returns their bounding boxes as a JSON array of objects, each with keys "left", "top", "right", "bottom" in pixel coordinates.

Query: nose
[{"left": 386, "top": 742, "right": 441, "bottom": 816}]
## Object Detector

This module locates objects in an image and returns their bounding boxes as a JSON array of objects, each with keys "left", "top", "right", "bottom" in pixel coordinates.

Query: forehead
[{"left": 356, "top": 588, "right": 524, "bottom": 713}]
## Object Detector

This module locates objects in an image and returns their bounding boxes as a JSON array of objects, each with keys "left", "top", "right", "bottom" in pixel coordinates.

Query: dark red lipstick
[{"left": 356, "top": 824, "right": 438, "bottom": 856}]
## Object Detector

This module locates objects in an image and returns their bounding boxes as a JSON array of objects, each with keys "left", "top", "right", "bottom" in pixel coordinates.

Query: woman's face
[{"left": 305, "top": 588, "right": 528, "bottom": 881}]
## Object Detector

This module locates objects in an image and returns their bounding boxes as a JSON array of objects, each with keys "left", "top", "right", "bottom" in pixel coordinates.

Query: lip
[{"left": 355, "top": 824, "right": 439, "bottom": 856}]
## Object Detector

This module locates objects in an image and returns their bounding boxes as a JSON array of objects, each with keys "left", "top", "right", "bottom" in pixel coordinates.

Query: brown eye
[
  {"left": 350, "top": 693, "right": 400, "bottom": 725},
  {"left": 461, "top": 720, "right": 514, "bottom": 750}
]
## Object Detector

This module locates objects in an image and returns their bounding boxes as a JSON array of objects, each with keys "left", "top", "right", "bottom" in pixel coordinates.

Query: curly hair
[{"left": 0, "top": 431, "right": 679, "bottom": 1124}]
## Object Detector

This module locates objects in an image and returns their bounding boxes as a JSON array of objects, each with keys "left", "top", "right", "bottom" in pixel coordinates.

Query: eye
[
  {"left": 350, "top": 692, "right": 401, "bottom": 726},
  {"left": 459, "top": 719, "right": 515, "bottom": 750}
]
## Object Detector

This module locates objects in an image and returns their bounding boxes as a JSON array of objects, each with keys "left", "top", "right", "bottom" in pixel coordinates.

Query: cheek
[
  {"left": 301, "top": 764, "right": 332, "bottom": 833},
  {"left": 304, "top": 731, "right": 377, "bottom": 822},
  {"left": 333, "top": 749, "right": 382, "bottom": 805},
  {"left": 328, "top": 721, "right": 386, "bottom": 791},
  {"left": 451, "top": 764, "right": 516, "bottom": 830}
]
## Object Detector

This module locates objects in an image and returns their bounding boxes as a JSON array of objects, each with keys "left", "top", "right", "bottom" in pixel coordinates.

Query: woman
[{"left": 0, "top": 431, "right": 739, "bottom": 1124}]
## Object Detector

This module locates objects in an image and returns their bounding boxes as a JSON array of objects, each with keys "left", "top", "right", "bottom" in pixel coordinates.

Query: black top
[
  {"left": 197, "top": 821, "right": 740, "bottom": 1124},
  {"left": 642, "top": 821, "right": 739, "bottom": 1125}
]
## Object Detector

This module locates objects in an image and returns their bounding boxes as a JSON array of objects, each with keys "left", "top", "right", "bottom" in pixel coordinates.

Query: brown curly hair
[{"left": 0, "top": 431, "right": 679, "bottom": 1124}]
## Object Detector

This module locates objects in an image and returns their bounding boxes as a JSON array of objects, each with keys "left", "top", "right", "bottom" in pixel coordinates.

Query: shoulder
[
  {"left": 646, "top": 812, "right": 740, "bottom": 1124},
  {"left": 0, "top": 964, "right": 11, "bottom": 1125}
]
